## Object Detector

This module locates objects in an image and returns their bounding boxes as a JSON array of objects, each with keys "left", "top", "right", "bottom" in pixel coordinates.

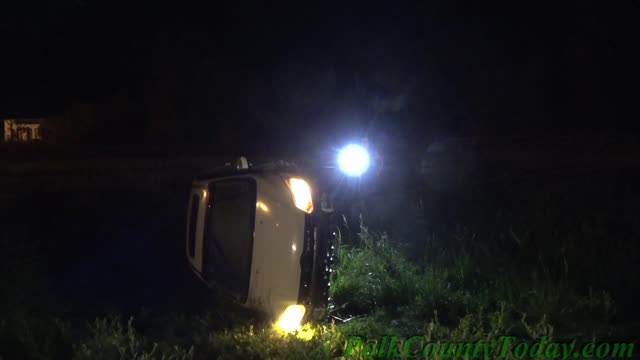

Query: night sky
[{"left": 1, "top": 1, "right": 639, "bottom": 150}]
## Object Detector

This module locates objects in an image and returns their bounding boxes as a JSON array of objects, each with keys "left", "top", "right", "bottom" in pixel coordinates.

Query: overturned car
[{"left": 185, "top": 158, "right": 337, "bottom": 331}]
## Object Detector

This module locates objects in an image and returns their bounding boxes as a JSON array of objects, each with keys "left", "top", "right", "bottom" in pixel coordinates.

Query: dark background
[
  {"left": 1, "top": 0, "right": 640, "bottom": 348},
  {"left": 1, "top": 1, "right": 639, "bottom": 152}
]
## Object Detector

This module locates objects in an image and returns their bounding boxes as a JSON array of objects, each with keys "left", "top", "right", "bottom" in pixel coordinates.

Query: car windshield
[{"left": 203, "top": 178, "right": 256, "bottom": 302}]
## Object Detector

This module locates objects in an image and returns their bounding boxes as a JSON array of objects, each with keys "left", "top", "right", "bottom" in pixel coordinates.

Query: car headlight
[
  {"left": 276, "top": 304, "right": 306, "bottom": 332},
  {"left": 285, "top": 177, "right": 313, "bottom": 213}
]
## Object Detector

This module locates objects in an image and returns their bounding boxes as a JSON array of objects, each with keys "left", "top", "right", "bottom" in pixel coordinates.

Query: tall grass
[
  {"left": 72, "top": 316, "right": 193, "bottom": 360},
  {"left": 0, "top": 224, "right": 619, "bottom": 359},
  {"left": 1, "top": 173, "right": 633, "bottom": 358},
  {"left": 324, "top": 212, "right": 617, "bottom": 359},
  {"left": 331, "top": 222, "right": 479, "bottom": 327}
]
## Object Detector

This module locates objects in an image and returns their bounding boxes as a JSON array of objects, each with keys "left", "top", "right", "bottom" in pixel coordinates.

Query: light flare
[
  {"left": 256, "top": 201, "right": 270, "bottom": 212},
  {"left": 276, "top": 305, "right": 306, "bottom": 333},
  {"left": 337, "top": 144, "right": 370, "bottom": 177}
]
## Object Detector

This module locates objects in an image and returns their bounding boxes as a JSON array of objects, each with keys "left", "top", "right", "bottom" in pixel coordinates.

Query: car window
[{"left": 203, "top": 178, "right": 256, "bottom": 301}]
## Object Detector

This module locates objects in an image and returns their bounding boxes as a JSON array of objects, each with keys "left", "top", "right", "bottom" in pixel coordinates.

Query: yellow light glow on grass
[
  {"left": 293, "top": 323, "right": 316, "bottom": 340},
  {"left": 276, "top": 305, "right": 306, "bottom": 333}
]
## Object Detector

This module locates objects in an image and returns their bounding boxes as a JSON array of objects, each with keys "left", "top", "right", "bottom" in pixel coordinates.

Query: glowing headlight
[
  {"left": 286, "top": 177, "right": 313, "bottom": 213},
  {"left": 276, "top": 305, "right": 306, "bottom": 332},
  {"left": 337, "top": 144, "right": 370, "bottom": 177}
]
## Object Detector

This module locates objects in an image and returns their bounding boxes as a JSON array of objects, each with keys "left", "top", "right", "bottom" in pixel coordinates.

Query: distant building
[{"left": 3, "top": 119, "right": 45, "bottom": 143}]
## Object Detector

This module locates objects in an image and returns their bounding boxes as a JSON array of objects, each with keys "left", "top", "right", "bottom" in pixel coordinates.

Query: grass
[
  {"left": 1, "top": 221, "right": 617, "bottom": 359},
  {"left": 72, "top": 317, "right": 192, "bottom": 360},
  {"left": 331, "top": 223, "right": 480, "bottom": 328},
  {"left": 1, "top": 174, "right": 635, "bottom": 359}
]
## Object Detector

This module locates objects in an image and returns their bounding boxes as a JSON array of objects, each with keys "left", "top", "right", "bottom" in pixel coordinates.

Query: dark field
[{"left": 1, "top": 155, "right": 640, "bottom": 359}]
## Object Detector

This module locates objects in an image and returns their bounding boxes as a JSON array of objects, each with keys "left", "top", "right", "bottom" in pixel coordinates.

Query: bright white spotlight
[{"left": 337, "top": 144, "right": 370, "bottom": 176}]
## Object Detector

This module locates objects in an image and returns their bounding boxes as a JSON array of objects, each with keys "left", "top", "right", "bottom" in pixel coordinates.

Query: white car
[{"left": 186, "top": 158, "right": 336, "bottom": 331}]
